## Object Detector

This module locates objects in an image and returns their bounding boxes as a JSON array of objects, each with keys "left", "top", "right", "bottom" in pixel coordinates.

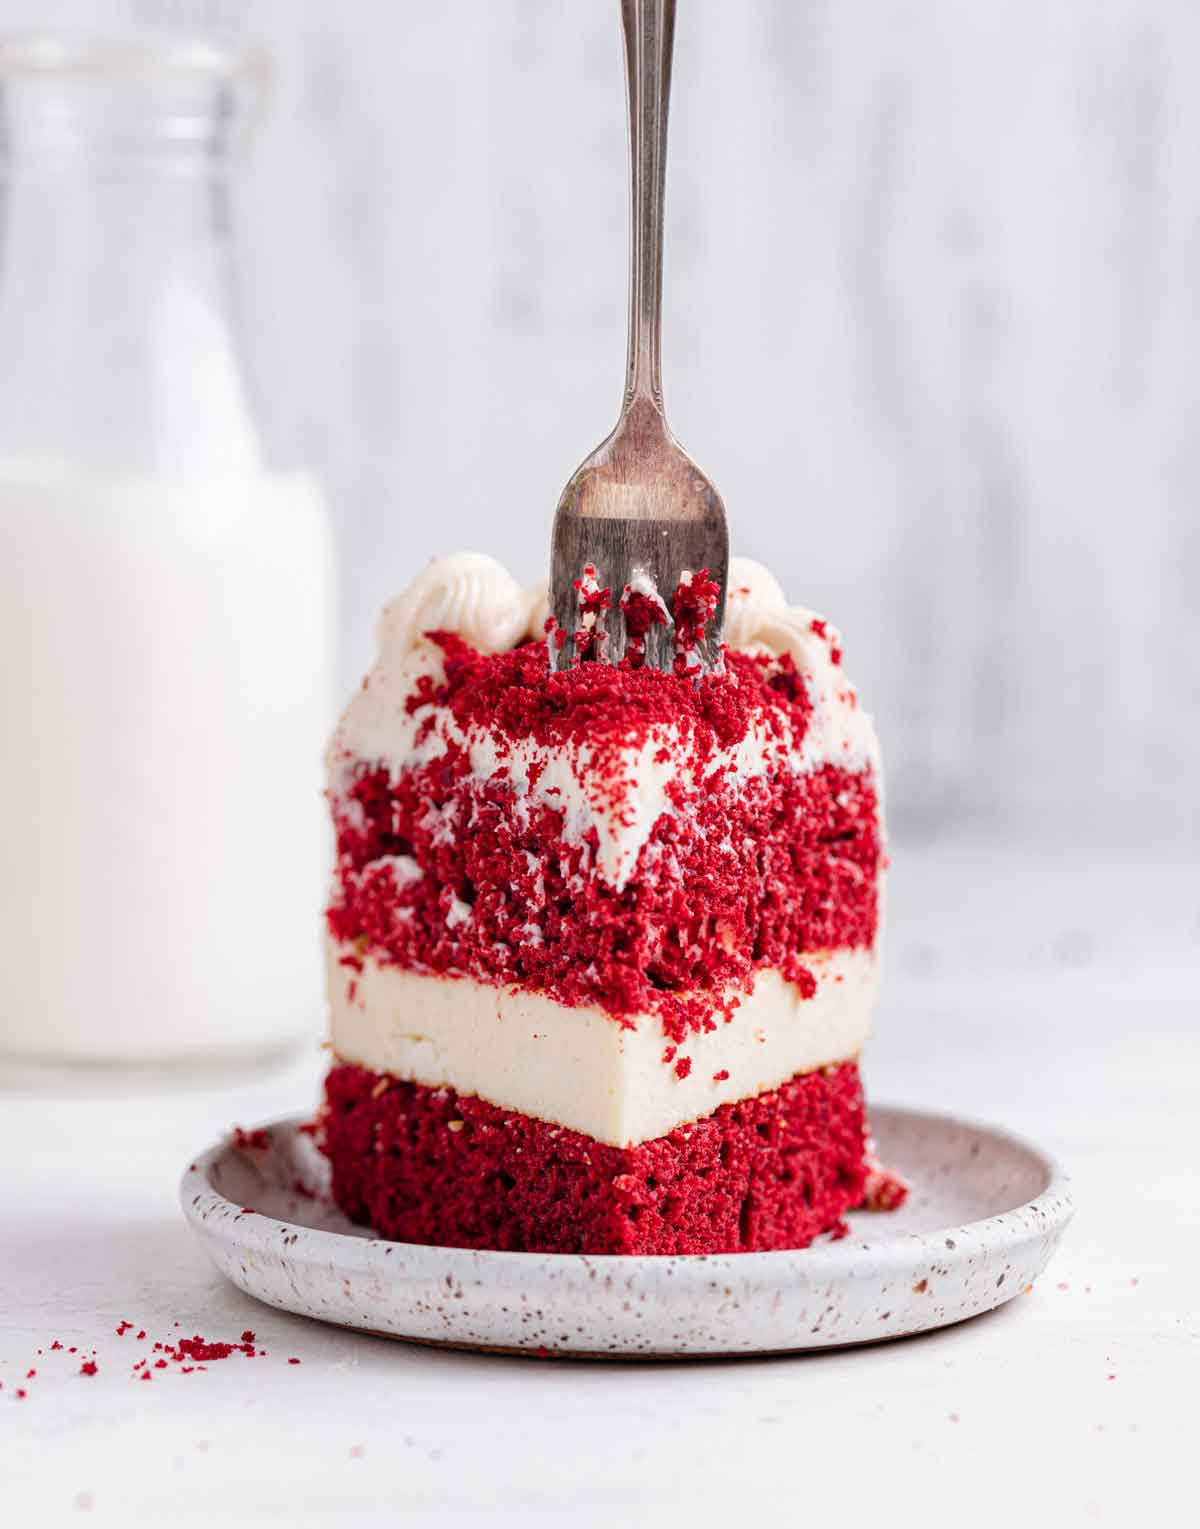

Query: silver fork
[{"left": 548, "top": 0, "right": 729, "bottom": 674}]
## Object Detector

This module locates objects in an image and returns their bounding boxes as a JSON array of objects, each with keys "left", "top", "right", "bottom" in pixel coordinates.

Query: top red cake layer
[{"left": 327, "top": 634, "right": 881, "bottom": 1042}]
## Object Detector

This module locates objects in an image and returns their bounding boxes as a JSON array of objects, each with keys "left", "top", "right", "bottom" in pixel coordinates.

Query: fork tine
[{"left": 548, "top": 493, "right": 728, "bottom": 674}]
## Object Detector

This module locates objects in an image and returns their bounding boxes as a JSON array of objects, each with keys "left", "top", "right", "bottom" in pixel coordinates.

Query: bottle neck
[
  {"left": 0, "top": 157, "right": 263, "bottom": 480},
  {"left": 0, "top": 41, "right": 268, "bottom": 481}
]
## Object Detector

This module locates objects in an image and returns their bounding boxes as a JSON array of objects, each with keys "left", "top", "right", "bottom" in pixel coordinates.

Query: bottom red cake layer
[{"left": 321, "top": 1060, "right": 873, "bottom": 1255}]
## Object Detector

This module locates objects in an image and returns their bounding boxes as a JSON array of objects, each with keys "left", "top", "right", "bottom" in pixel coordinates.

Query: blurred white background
[
  {"left": 3, "top": 10, "right": 1197, "bottom": 1521},
  {"left": 5, "top": 0, "right": 1199, "bottom": 850}
]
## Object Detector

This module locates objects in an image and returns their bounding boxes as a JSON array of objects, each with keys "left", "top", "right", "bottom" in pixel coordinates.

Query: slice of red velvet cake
[{"left": 319, "top": 552, "right": 902, "bottom": 1254}]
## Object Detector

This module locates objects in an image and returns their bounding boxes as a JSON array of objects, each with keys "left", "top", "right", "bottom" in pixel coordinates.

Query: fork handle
[{"left": 621, "top": 0, "right": 675, "bottom": 414}]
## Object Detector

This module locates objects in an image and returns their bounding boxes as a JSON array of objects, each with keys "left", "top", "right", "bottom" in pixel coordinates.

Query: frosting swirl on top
[
  {"left": 377, "top": 552, "right": 541, "bottom": 657},
  {"left": 378, "top": 551, "right": 847, "bottom": 679},
  {"left": 722, "top": 557, "right": 845, "bottom": 678},
  {"left": 723, "top": 557, "right": 788, "bottom": 649}
]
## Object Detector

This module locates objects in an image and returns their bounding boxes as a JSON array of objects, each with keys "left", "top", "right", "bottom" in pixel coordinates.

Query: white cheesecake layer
[{"left": 326, "top": 942, "right": 877, "bottom": 1147}]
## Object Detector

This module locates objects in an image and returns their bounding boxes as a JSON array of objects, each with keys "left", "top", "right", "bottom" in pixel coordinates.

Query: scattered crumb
[{"left": 232, "top": 1126, "right": 272, "bottom": 1150}]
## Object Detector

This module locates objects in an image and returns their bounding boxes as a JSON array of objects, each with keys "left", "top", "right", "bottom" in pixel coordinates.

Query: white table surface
[{"left": 3, "top": 838, "right": 1197, "bottom": 1528}]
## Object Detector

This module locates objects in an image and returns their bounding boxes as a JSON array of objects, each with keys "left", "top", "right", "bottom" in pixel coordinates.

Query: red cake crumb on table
[
  {"left": 175, "top": 1336, "right": 238, "bottom": 1363},
  {"left": 321, "top": 1060, "right": 870, "bottom": 1256}
]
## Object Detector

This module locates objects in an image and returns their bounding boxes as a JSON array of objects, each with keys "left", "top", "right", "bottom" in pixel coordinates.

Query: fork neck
[{"left": 621, "top": 0, "right": 675, "bottom": 416}]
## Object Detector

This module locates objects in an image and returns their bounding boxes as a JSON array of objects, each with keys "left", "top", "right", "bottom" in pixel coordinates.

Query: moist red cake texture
[
  {"left": 327, "top": 636, "right": 881, "bottom": 1044},
  {"left": 322, "top": 1059, "right": 869, "bottom": 1255}
]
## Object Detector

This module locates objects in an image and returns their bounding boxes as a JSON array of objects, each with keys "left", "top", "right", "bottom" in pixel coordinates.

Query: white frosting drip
[{"left": 326, "top": 552, "right": 880, "bottom": 889}]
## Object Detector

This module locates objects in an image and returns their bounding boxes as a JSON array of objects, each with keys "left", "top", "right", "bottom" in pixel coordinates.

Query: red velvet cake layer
[
  {"left": 328, "top": 640, "right": 881, "bottom": 1044},
  {"left": 321, "top": 1060, "right": 870, "bottom": 1255}
]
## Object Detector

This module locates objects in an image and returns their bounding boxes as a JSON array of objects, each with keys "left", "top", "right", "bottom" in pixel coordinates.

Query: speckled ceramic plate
[{"left": 179, "top": 1106, "right": 1073, "bottom": 1358}]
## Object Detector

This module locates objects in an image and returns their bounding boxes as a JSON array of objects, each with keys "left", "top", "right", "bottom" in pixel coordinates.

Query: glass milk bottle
[{"left": 0, "top": 37, "right": 335, "bottom": 1066}]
